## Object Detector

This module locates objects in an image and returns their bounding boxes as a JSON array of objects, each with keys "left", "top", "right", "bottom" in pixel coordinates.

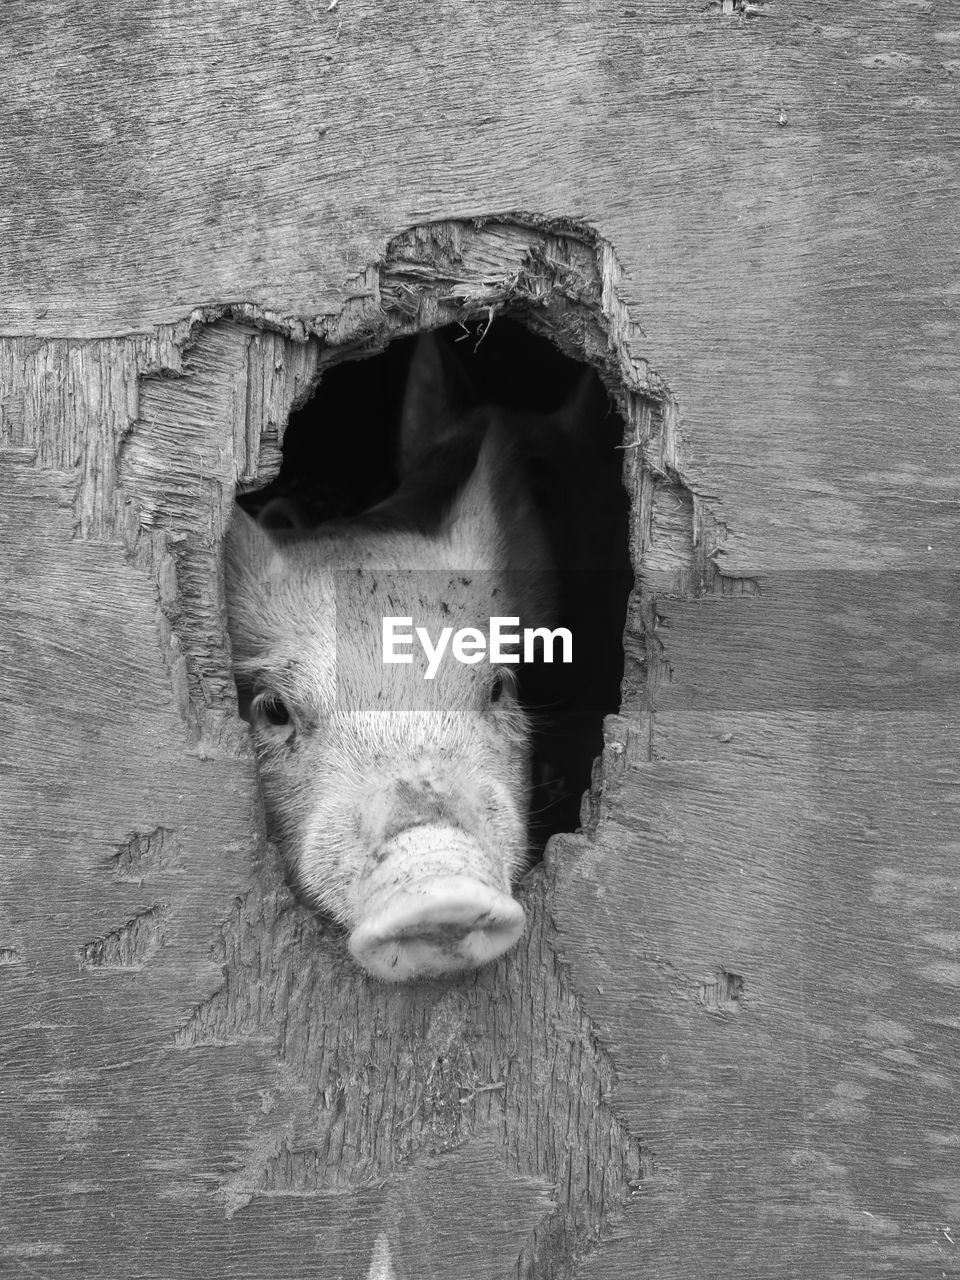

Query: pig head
[{"left": 225, "top": 340, "right": 557, "bottom": 981}]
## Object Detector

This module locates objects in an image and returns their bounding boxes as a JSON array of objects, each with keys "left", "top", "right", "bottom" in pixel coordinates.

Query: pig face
[{"left": 226, "top": 338, "right": 558, "bottom": 981}]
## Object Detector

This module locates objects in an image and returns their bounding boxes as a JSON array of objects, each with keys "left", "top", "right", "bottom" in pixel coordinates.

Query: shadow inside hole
[{"left": 240, "top": 318, "right": 633, "bottom": 853}]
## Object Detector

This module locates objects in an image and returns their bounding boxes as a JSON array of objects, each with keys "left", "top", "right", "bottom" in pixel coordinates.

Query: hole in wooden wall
[{"left": 238, "top": 317, "right": 633, "bottom": 855}]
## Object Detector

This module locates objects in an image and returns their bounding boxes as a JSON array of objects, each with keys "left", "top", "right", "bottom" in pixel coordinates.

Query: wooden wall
[{"left": 1, "top": 2, "right": 958, "bottom": 1277}]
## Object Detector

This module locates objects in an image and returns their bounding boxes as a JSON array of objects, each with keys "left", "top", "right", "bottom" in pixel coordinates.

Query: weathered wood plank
[
  {"left": 3, "top": 2, "right": 958, "bottom": 574},
  {"left": 557, "top": 706, "right": 960, "bottom": 1277},
  {"left": 0, "top": 312, "right": 643, "bottom": 1277},
  {"left": 2, "top": 1, "right": 958, "bottom": 1276}
]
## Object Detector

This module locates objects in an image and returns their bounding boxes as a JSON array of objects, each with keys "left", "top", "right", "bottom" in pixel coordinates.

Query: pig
[{"left": 225, "top": 332, "right": 559, "bottom": 981}]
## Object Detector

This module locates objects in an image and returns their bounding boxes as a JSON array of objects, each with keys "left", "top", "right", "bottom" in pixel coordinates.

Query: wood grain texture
[
  {"left": 1, "top": 1, "right": 958, "bottom": 1276},
  {"left": 557, "top": 710, "right": 960, "bottom": 1278},
  {"left": 0, "top": 302, "right": 644, "bottom": 1278},
  {"left": 2, "top": 0, "right": 958, "bottom": 571}
]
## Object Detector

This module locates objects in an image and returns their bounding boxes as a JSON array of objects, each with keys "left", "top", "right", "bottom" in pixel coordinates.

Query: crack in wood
[
  {"left": 78, "top": 904, "right": 164, "bottom": 971},
  {"left": 697, "top": 968, "right": 746, "bottom": 1015},
  {"left": 111, "top": 826, "right": 180, "bottom": 881}
]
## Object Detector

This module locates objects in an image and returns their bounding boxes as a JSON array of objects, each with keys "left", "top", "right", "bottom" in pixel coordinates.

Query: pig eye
[
  {"left": 256, "top": 693, "right": 292, "bottom": 728},
  {"left": 489, "top": 671, "right": 513, "bottom": 705}
]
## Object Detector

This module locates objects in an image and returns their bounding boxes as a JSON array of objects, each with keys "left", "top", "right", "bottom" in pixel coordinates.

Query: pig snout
[{"left": 348, "top": 825, "right": 526, "bottom": 982}]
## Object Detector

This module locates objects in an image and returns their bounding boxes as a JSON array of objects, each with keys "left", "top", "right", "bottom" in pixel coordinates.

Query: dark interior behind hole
[{"left": 240, "top": 319, "right": 633, "bottom": 852}]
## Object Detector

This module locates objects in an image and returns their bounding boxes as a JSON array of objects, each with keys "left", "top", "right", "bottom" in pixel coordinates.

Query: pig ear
[
  {"left": 256, "top": 495, "right": 313, "bottom": 532},
  {"left": 444, "top": 426, "right": 556, "bottom": 598},
  {"left": 556, "top": 366, "right": 602, "bottom": 437},
  {"left": 442, "top": 429, "right": 504, "bottom": 567},
  {"left": 223, "top": 505, "right": 289, "bottom": 662},
  {"left": 525, "top": 365, "right": 606, "bottom": 455},
  {"left": 225, "top": 504, "right": 276, "bottom": 567},
  {"left": 224, "top": 504, "right": 286, "bottom": 605},
  {"left": 398, "top": 331, "right": 478, "bottom": 478}
]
